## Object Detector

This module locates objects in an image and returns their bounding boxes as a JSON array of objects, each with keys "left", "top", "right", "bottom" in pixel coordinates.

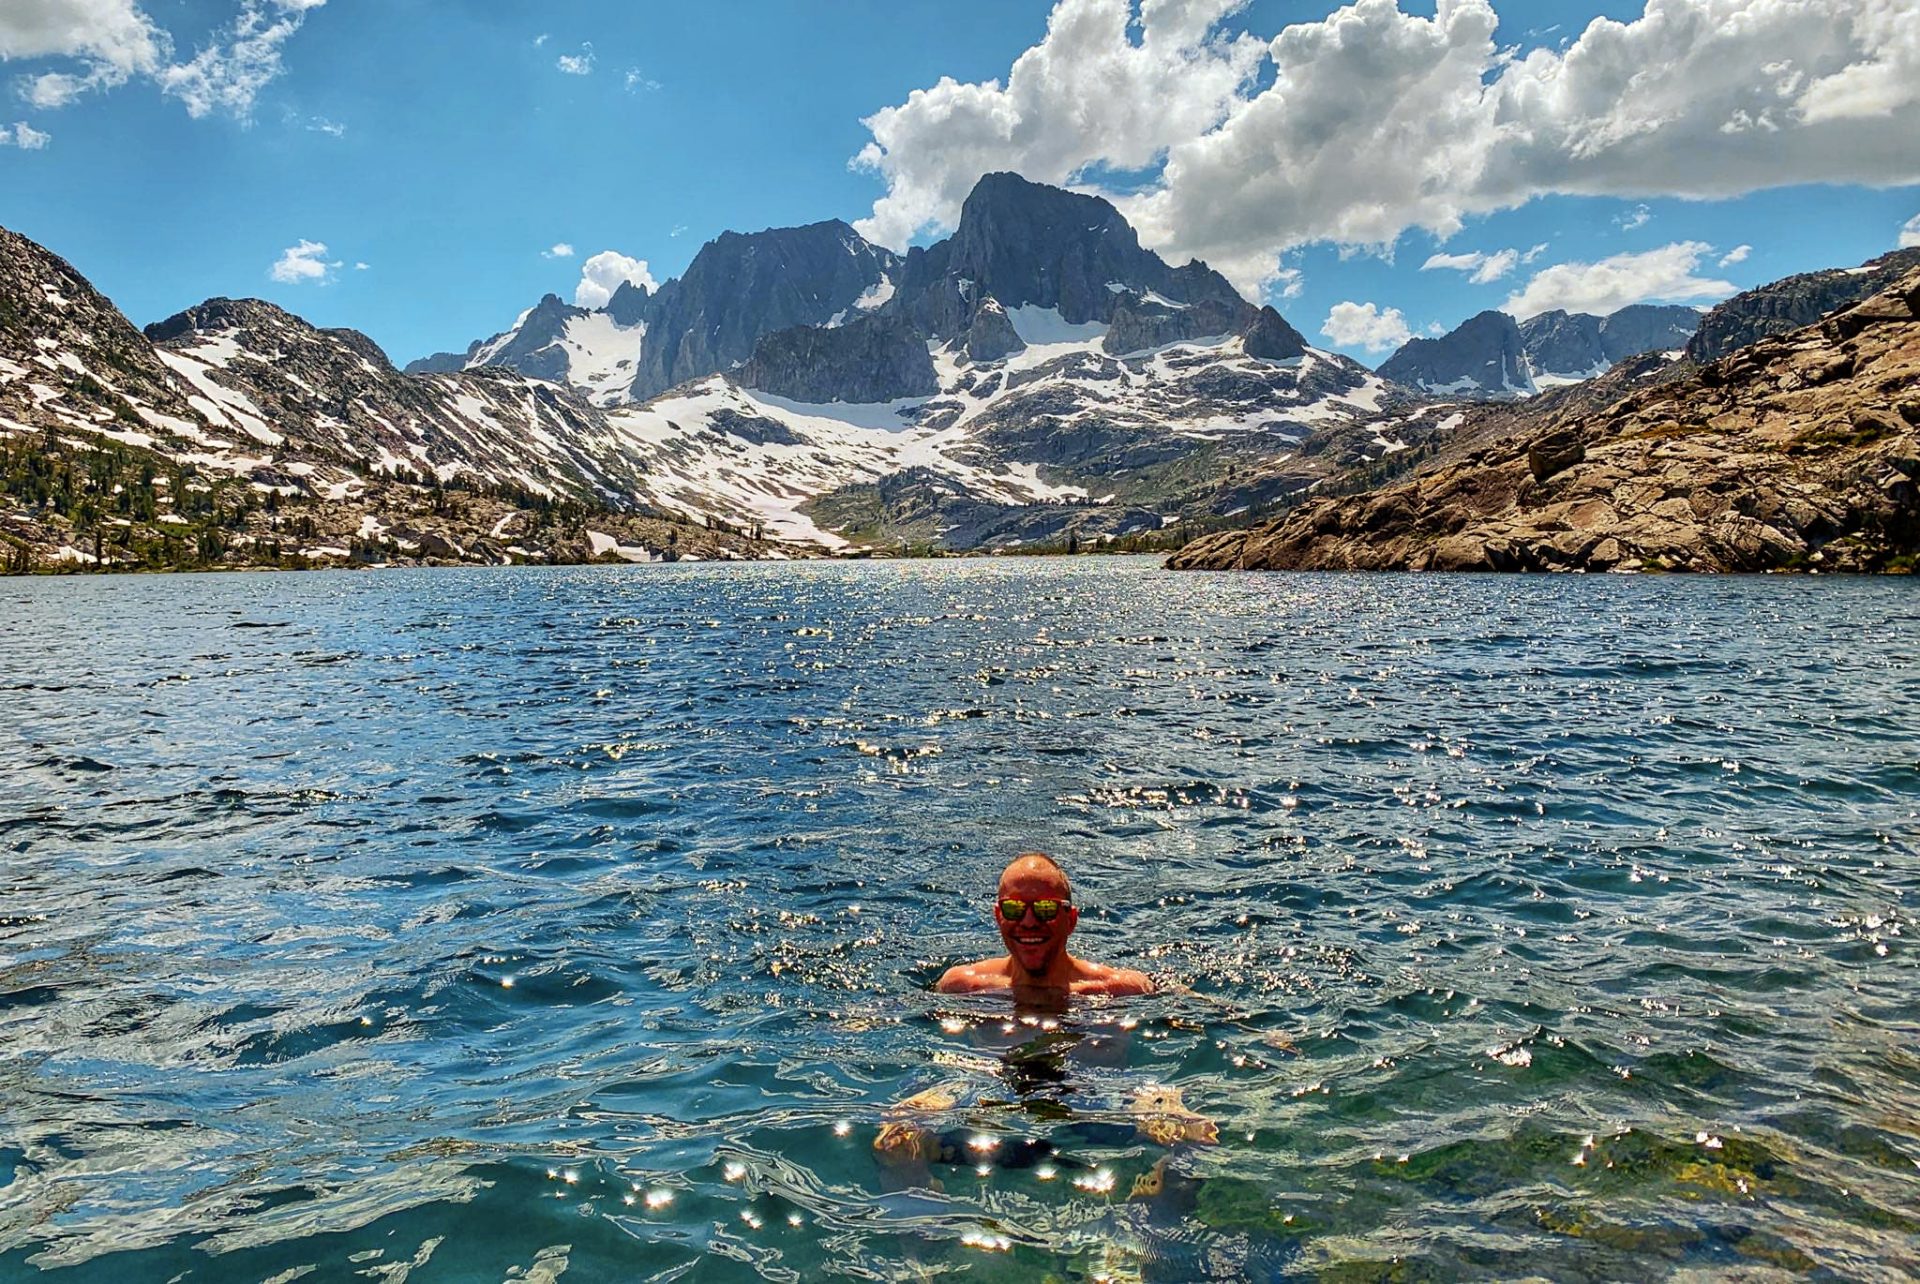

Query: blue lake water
[{"left": 1, "top": 558, "right": 1917, "bottom": 1282}]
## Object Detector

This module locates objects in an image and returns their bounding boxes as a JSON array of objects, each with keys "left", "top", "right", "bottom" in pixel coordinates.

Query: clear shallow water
[{"left": 1, "top": 558, "right": 1917, "bottom": 1283}]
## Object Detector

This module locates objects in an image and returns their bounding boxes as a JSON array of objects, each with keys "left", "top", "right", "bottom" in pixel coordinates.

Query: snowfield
[{"left": 598, "top": 308, "right": 1393, "bottom": 549}]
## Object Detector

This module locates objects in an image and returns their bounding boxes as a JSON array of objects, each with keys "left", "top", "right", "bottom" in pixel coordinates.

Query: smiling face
[{"left": 994, "top": 854, "right": 1078, "bottom": 981}]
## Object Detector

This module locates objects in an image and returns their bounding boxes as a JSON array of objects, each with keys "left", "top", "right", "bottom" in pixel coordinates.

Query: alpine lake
[{"left": 2, "top": 557, "right": 1916, "bottom": 1282}]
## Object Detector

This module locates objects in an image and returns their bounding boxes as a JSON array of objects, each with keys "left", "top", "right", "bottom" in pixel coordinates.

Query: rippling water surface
[{"left": 2, "top": 559, "right": 1917, "bottom": 1282}]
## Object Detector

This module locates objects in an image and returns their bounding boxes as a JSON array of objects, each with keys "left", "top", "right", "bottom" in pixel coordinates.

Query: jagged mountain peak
[
  {"left": 1378, "top": 310, "right": 1532, "bottom": 398},
  {"left": 528, "top": 292, "right": 580, "bottom": 316},
  {"left": 606, "top": 280, "right": 653, "bottom": 325},
  {"left": 1384, "top": 303, "right": 1703, "bottom": 399},
  {"left": 400, "top": 173, "right": 1301, "bottom": 410},
  {"left": 624, "top": 217, "right": 898, "bottom": 400},
  {"left": 887, "top": 172, "right": 1257, "bottom": 347},
  {"left": 957, "top": 172, "right": 1137, "bottom": 241}
]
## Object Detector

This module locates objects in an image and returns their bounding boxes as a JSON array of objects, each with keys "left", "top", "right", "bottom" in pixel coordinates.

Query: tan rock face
[{"left": 1169, "top": 271, "right": 1920, "bottom": 575}]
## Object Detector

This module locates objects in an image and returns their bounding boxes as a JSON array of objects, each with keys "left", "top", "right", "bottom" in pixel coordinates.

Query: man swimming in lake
[{"left": 936, "top": 852, "right": 1154, "bottom": 998}]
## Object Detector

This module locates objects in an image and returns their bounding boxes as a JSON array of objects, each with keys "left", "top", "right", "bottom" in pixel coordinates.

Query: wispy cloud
[
  {"left": 1321, "top": 301, "right": 1413, "bottom": 354},
  {"left": 1615, "top": 204, "right": 1653, "bottom": 232},
  {"left": 623, "top": 68, "right": 659, "bottom": 93},
  {"left": 4, "top": 0, "right": 330, "bottom": 120},
  {"left": 1420, "top": 247, "right": 1518, "bottom": 284},
  {"left": 542, "top": 243, "right": 575, "bottom": 259},
  {"left": 269, "top": 238, "right": 341, "bottom": 285},
  {"left": 556, "top": 43, "right": 593, "bottom": 76},
  {"left": 1718, "top": 243, "right": 1752, "bottom": 266},
  {"left": 0, "top": 121, "right": 51, "bottom": 149}
]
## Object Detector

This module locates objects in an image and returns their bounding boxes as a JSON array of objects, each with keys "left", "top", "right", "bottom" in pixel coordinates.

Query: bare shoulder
[
  {"left": 1073, "top": 962, "right": 1156, "bottom": 997},
  {"left": 936, "top": 959, "right": 1010, "bottom": 993}
]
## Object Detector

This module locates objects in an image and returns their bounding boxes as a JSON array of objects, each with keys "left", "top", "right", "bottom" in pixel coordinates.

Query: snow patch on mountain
[
  {"left": 854, "top": 276, "right": 896, "bottom": 312},
  {"left": 555, "top": 312, "right": 646, "bottom": 405},
  {"left": 158, "top": 340, "right": 284, "bottom": 445},
  {"left": 1005, "top": 305, "right": 1107, "bottom": 347}
]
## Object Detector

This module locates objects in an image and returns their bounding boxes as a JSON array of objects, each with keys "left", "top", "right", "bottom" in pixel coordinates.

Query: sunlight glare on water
[{"left": 1, "top": 558, "right": 1917, "bottom": 1281}]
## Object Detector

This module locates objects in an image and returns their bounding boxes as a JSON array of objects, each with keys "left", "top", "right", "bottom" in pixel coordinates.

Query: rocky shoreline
[{"left": 1169, "top": 271, "right": 1920, "bottom": 575}]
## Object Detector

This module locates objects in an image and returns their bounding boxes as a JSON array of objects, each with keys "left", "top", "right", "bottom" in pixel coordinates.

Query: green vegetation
[
  {"left": 0, "top": 422, "right": 742, "bottom": 575},
  {"left": 1795, "top": 419, "right": 1896, "bottom": 450},
  {"left": 0, "top": 427, "right": 264, "bottom": 571}
]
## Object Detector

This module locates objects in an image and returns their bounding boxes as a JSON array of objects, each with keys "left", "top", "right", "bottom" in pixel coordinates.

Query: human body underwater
[{"left": 869, "top": 852, "right": 1303, "bottom": 1281}]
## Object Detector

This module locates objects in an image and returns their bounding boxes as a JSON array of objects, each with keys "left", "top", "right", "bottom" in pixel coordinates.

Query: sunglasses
[{"left": 998, "top": 897, "right": 1070, "bottom": 923}]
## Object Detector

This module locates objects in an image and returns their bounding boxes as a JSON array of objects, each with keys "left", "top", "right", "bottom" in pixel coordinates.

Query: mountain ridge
[{"left": 1171, "top": 269, "right": 1920, "bottom": 574}]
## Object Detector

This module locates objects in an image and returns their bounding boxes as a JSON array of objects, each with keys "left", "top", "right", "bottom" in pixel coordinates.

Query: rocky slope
[
  {"left": 0, "top": 226, "right": 763, "bottom": 572},
  {"left": 736, "top": 314, "right": 938, "bottom": 404},
  {"left": 1170, "top": 271, "right": 1920, "bottom": 574},
  {"left": 1685, "top": 247, "right": 1920, "bottom": 362},
  {"left": 142, "top": 296, "right": 661, "bottom": 505}
]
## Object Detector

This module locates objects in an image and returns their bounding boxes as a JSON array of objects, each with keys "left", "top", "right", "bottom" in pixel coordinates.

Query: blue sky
[{"left": 3, "top": 0, "right": 1917, "bottom": 369}]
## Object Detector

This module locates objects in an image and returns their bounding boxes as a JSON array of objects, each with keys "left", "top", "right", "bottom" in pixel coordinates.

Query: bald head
[{"left": 998, "top": 851, "right": 1070, "bottom": 899}]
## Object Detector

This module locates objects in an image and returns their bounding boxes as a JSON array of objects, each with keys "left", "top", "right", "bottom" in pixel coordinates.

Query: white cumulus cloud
[
  {"left": 1502, "top": 242, "right": 1738, "bottom": 321},
  {"left": 852, "top": 0, "right": 1265, "bottom": 259},
  {"left": 1421, "top": 247, "right": 1517, "bottom": 283},
  {"left": 269, "top": 238, "right": 339, "bottom": 285},
  {"left": 0, "top": 0, "right": 160, "bottom": 62},
  {"left": 556, "top": 43, "right": 593, "bottom": 75},
  {"left": 542, "top": 243, "right": 575, "bottom": 259},
  {"left": 1901, "top": 214, "right": 1920, "bottom": 249},
  {"left": 0, "top": 121, "right": 52, "bottom": 149},
  {"left": 5, "top": 0, "right": 326, "bottom": 119},
  {"left": 1321, "top": 301, "right": 1413, "bottom": 354},
  {"left": 574, "top": 250, "right": 655, "bottom": 309},
  {"left": 1718, "top": 243, "right": 1752, "bottom": 266},
  {"left": 859, "top": 0, "right": 1920, "bottom": 298}
]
